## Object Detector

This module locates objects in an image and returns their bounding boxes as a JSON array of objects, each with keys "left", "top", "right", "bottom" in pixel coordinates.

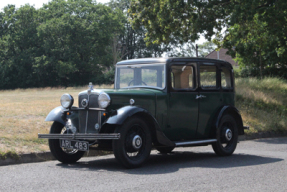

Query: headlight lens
[
  {"left": 98, "top": 92, "right": 111, "bottom": 108},
  {"left": 60, "top": 94, "right": 74, "bottom": 109}
]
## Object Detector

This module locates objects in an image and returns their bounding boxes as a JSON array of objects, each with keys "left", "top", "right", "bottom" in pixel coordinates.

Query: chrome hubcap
[
  {"left": 225, "top": 128, "right": 233, "bottom": 141},
  {"left": 132, "top": 135, "right": 142, "bottom": 150}
]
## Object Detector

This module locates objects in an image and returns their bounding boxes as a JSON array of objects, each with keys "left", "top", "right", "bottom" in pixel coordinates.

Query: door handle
[{"left": 196, "top": 95, "right": 206, "bottom": 99}]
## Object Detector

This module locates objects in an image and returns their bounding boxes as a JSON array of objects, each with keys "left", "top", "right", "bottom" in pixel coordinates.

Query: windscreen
[{"left": 115, "top": 64, "right": 165, "bottom": 89}]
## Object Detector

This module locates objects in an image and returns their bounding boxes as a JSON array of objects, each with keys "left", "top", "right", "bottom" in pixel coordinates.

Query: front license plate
[{"left": 60, "top": 140, "right": 89, "bottom": 151}]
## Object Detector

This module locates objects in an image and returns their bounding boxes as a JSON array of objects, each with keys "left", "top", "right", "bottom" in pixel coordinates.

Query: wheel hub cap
[
  {"left": 132, "top": 135, "right": 142, "bottom": 150},
  {"left": 225, "top": 128, "right": 233, "bottom": 141}
]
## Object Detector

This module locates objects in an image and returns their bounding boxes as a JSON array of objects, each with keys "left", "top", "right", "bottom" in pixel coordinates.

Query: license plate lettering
[{"left": 60, "top": 140, "right": 89, "bottom": 151}]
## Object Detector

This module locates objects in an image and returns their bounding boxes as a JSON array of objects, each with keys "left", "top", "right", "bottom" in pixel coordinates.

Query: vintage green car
[{"left": 39, "top": 57, "right": 248, "bottom": 168}]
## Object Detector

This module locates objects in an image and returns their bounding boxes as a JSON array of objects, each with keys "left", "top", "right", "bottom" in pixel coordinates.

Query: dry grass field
[
  {"left": 0, "top": 85, "right": 113, "bottom": 155},
  {"left": 0, "top": 77, "right": 286, "bottom": 156},
  {"left": 235, "top": 77, "right": 287, "bottom": 134}
]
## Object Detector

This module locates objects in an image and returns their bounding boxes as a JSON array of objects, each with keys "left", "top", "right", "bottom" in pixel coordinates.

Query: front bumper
[{"left": 38, "top": 133, "right": 120, "bottom": 140}]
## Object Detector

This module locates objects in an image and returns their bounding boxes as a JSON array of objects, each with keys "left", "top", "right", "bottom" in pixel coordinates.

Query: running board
[
  {"left": 175, "top": 139, "right": 217, "bottom": 146},
  {"left": 38, "top": 133, "right": 120, "bottom": 140}
]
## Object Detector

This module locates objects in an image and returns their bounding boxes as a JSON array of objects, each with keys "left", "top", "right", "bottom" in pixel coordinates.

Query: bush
[{"left": 238, "top": 66, "right": 287, "bottom": 79}]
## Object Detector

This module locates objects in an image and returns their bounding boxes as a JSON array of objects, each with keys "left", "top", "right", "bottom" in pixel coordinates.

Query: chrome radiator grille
[
  {"left": 79, "top": 94, "right": 99, "bottom": 108},
  {"left": 78, "top": 93, "right": 100, "bottom": 133}
]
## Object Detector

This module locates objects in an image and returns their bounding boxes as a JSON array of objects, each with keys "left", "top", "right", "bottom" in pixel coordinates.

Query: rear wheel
[
  {"left": 113, "top": 117, "right": 152, "bottom": 168},
  {"left": 49, "top": 121, "right": 85, "bottom": 164},
  {"left": 212, "top": 115, "right": 238, "bottom": 156}
]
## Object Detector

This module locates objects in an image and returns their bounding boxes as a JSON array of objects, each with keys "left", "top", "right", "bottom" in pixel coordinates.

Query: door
[
  {"left": 196, "top": 63, "right": 222, "bottom": 139},
  {"left": 166, "top": 63, "right": 199, "bottom": 141}
]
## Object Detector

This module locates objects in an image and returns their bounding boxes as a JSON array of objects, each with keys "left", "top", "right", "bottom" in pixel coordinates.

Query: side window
[
  {"left": 200, "top": 65, "right": 217, "bottom": 89},
  {"left": 221, "top": 67, "right": 232, "bottom": 89},
  {"left": 171, "top": 65, "right": 195, "bottom": 90}
]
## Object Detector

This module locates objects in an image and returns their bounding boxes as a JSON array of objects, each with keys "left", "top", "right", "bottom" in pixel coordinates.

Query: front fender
[
  {"left": 104, "top": 106, "right": 175, "bottom": 147},
  {"left": 105, "top": 106, "right": 147, "bottom": 125},
  {"left": 45, "top": 106, "right": 66, "bottom": 125}
]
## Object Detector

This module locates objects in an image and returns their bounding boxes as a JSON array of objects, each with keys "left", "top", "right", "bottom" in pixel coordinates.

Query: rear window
[
  {"left": 200, "top": 65, "right": 217, "bottom": 89},
  {"left": 221, "top": 67, "right": 232, "bottom": 89}
]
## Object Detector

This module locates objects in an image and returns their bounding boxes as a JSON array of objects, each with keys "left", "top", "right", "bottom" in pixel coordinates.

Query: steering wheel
[{"left": 128, "top": 79, "right": 147, "bottom": 86}]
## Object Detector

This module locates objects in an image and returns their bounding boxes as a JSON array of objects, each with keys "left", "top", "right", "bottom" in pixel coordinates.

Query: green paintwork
[
  {"left": 94, "top": 59, "right": 237, "bottom": 143},
  {"left": 103, "top": 88, "right": 167, "bottom": 130},
  {"left": 196, "top": 92, "right": 222, "bottom": 139},
  {"left": 167, "top": 92, "right": 199, "bottom": 141}
]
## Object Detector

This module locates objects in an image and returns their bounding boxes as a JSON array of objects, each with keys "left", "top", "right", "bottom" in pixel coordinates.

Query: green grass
[{"left": 0, "top": 150, "right": 19, "bottom": 160}]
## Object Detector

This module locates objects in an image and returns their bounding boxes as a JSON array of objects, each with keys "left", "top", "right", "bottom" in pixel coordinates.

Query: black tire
[
  {"left": 113, "top": 117, "right": 152, "bottom": 168},
  {"left": 155, "top": 147, "right": 174, "bottom": 154},
  {"left": 212, "top": 114, "right": 238, "bottom": 156},
  {"left": 49, "top": 121, "right": 85, "bottom": 164}
]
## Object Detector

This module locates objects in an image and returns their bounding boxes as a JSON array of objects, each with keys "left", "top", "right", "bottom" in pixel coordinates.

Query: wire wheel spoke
[{"left": 60, "top": 127, "right": 78, "bottom": 154}]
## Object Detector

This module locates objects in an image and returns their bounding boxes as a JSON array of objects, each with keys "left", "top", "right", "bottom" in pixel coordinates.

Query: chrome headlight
[
  {"left": 60, "top": 94, "right": 74, "bottom": 109},
  {"left": 98, "top": 92, "right": 111, "bottom": 108}
]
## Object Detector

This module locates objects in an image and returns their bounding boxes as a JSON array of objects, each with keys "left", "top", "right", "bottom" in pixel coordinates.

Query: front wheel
[
  {"left": 49, "top": 121, "right": 85, "bottom": 164},
  {"left": 113, "top": 117, "right": 152, "bottom": 168},
  {"left": 212, "top": 114, "right": 238, "bottom": 156}
]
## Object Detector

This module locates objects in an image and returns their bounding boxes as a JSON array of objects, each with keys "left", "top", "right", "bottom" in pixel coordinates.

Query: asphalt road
[{"left": 1, "top": 137, "right": 287, "bottom": 192}]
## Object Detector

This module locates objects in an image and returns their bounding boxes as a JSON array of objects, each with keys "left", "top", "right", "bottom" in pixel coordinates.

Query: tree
[
  {"left": 109, "top": 0, "right": 172, "bottom": 62},
  {"left": 0, "top": 0, "right": 125, "bottom": 89},
  {"left": 129, "top": 0, "right": 233, "bottom": 44},
  {"left": 36, "top": 0, "right": 124, "bottom": 86},
  {"left": 222, "top": 14, "right": 279, "bottom": 78},
  {"left": 167, "top": 41, "right": 215, "bottom": 58},
  {"left": 129, "top": 0, "right": 287, "bottom": 77},
  {"left": 0, "top": 5, "right": 41, "bottom": 89}
]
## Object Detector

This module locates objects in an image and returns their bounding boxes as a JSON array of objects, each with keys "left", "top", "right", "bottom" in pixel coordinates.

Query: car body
[{"left": 39, "top": 57, "right": 248, "bottom": 168}]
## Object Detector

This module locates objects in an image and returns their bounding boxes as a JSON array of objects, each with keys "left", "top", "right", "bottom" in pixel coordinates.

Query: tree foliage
[
  {"left": 0, "top": 0, "right": 179, "bottom": 89},
  {"left": 108, "top": 0, "right": 171, "bottom": 62},
  {"left": 0, "top": 0, "right": 124, "bottom": 89},
  {"left": 167, "top": 41, "right": 215, "bottom": 58},
  {"left": 129, "top": 0, "right": 287, "bottom": 78}
]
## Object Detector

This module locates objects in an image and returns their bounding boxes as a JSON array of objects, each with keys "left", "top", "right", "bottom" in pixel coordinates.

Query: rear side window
[
  {"left": 221, "top": 67, "right": 232, "bottom": 89},
  {"left": 200, "top": 65, "right": 217, "bottom": 89},
  {"left": 171, "top": 65, "right": 195, "bottom": 90}
]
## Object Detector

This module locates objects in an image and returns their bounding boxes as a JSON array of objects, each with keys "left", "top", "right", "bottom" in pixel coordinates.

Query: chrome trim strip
[
  {"left": 68, "top": 108, "right": 105, "bottom": 111},
  {"left": 98, "top": 111, "right": 101, "bottom": 131},
  {"left": 85, "top": 94, "right": 90, "bottom": 134},
  {"left": 175, "top": 139, "right": 217, "bottom": 146},
  {"left": 85, "top": 110, "right": 89, "bottom": 134},
  {"left": 89, "top": 108, "right": 105, "bottom": 111},
  {"left": 38, "top": 133, "right": 120, "bottom": 140}
]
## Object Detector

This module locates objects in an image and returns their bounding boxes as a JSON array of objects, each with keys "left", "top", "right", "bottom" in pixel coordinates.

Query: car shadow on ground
[{"left": 56, "top": 150, "right": 283, "bottom": 174}]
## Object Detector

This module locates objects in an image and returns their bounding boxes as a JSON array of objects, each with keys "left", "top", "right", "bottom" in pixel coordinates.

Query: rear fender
[{"left": 216, "top": 105, "right": 244, "bottom": 135}]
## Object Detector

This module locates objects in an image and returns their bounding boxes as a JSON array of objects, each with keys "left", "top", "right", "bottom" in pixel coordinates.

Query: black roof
[{"left": 116, "top": 57, "right": 232, "bottom": 66}]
